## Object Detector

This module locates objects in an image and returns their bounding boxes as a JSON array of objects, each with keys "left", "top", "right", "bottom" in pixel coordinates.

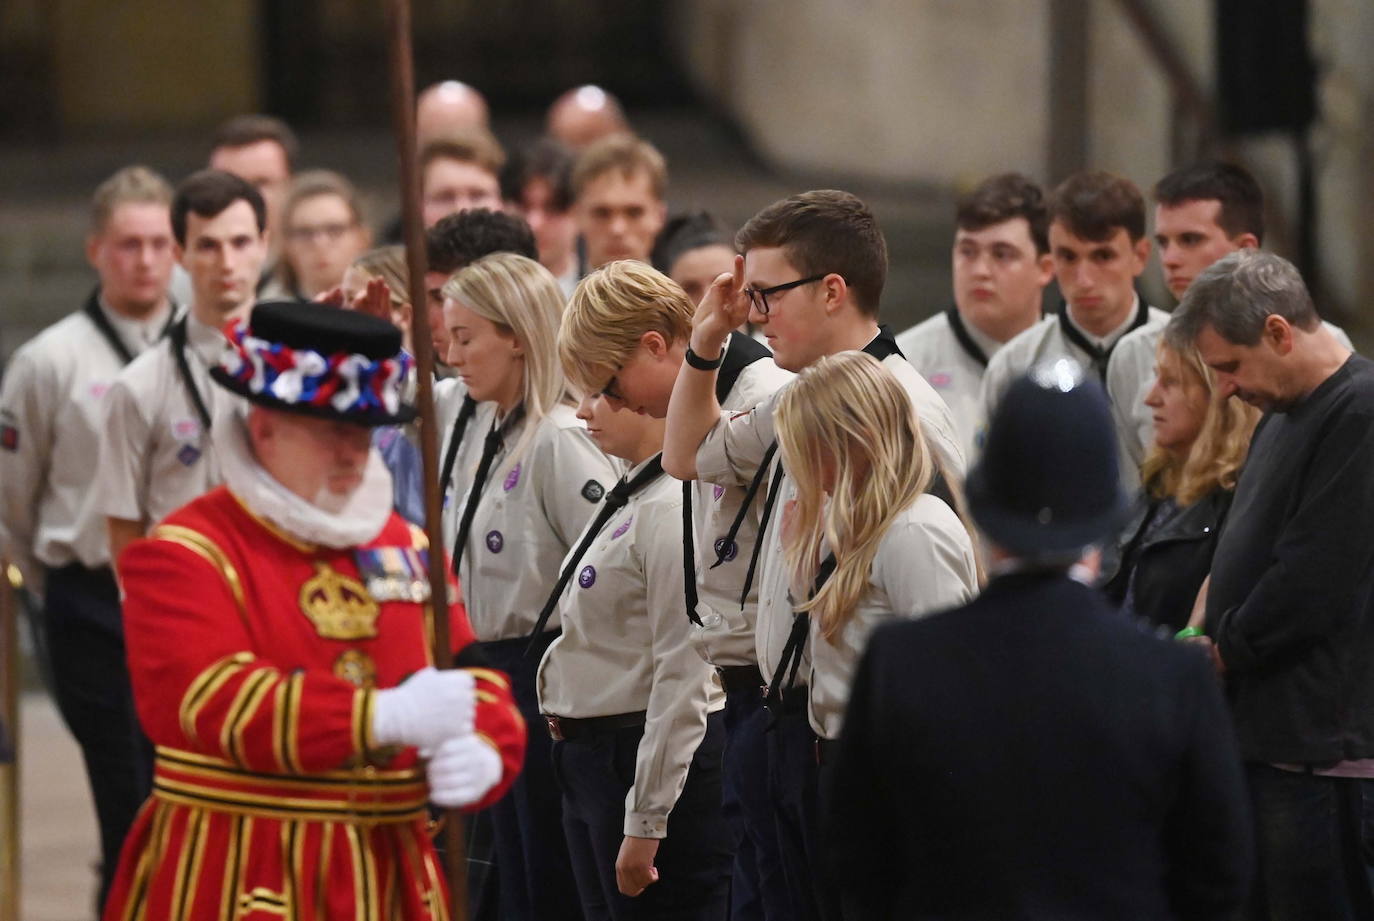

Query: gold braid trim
[{"left": 152, "top": 524, "right": 246, "bottom": 613}]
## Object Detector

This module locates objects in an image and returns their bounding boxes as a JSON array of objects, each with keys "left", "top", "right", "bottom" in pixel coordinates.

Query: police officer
[
  {"left": 824, "top": 360, "right": 1253, "bottom": 919},
  {"left": 441, "top": 252, "right": 615, "bottom": 921},
  {"left": 97, "top": 169, "right": 269, "bottom": 560},
  {"left": 0, "top": 165, "right": 178, "bottom": 912}
]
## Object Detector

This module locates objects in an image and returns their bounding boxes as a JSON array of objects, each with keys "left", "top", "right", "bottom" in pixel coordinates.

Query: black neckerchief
[
  {"left": 451, "top": 405, "right": 526, "bottom": 576},
  {"left": 945, "top": 306, "right": 990, "bottom": 368},
  {"left": 1057, "top": 298, "right": 1150, "bottom": 381},
  {"left": 439, "top": 395, "right": 479, "bottom": 501},
  {"left": 683, "top": 334, "right": 772, "bottom": 626},
  {"left": 168, "top": 315, "right": 213, "bottom": 431},
  {"left": 525, "top": 453, "right": 667, "bottom": 654},
  {"left": 720, "top": 325, "right": 905, "bottom": 608},
  {"left": 763, "top": 553, "right": 837, "bottom": 712},
  {"left": 83, "top": 288, "right": 176, "bottom": 367}
]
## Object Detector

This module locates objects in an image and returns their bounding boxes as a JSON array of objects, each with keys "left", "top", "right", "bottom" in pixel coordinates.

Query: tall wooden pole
[
  {"left": 380, "top": 1, "right": 468, "bottom": 917},
  {"left": 0, "top": 562, "right": 21, "bottom": 921}
]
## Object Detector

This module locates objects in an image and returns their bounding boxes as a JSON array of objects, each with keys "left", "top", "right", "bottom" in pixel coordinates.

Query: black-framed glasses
[
  {"left": 599, "top": 366, "right": 625, "bottom": 402},
  {"left": 744, "top": 274, "right": 827, "bottom": 315}
]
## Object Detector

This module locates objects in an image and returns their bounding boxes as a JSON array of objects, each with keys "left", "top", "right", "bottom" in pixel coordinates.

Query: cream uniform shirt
[
  {"left": 806, "top": 493, "right": 979, "bottom": 739},
  {"left": 689, "top": 350, "right": 793, "bottom": 669},
  {"left": 453, "top": 404, "right": 616, "bottom": 641},
  {"left": 897, "top": 308, "right": 1006, "bottom": 459},
  {"left": 694, "top": 341, "right": 967, "bottom": 694},
  {"left": 980, "top": 298, "right": 1170, "bottom": 429},
  {"left": 0, "top": 295, "right": 173, "bottom": 586},
  {"left": 1106, "top": 316, "right": 1355, "bottom": 488},
  {"left": 536, "top": 457, "right": 723, "bottom": 839},
  {"left": 97, "top": 314, "right": 239, "bottom": 530}
]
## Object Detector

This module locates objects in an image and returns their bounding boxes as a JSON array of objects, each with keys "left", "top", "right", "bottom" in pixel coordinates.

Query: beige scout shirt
[
  {"left": 1106, "top": 316, "right": 1355, "bottom": 490},
  {"left": 897, "top": 309, "right": 1005, "bottom": 461},
  {"left": 454, "top": 404, "right": 617, "bottom": 641},
  {"left": 806, "top": 493, "right": 979, "bottom": 739},
  {"left": 695, "top": 347, "right": 968, "bottom": 693},
  {"left": 0, "top": 299, "right": 172, "bottom": 586},
  {"left": 537, "top": 457, "right": 723, "bottom": 839},
  {"left": 979, "top": 298, "right": 1171, "bottom": 431},
  {"left": 688, "top": 355, "right": 793, "bottom": 668},
  {"left": 96, "top": 314, "right": 237, "bottom": 530}
]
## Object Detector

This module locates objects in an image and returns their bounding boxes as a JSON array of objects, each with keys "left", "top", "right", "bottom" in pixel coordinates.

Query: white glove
[
  {"left": 426, "top": 734, "right": 503, "bottom": 808},
  {"left": 371, "top": 666, "right": 475, "bottom": 751}
]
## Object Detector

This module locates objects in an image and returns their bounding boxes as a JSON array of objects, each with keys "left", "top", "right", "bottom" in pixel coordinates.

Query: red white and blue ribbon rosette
[{"left": 219, "top": 318, "right": 414, "bottom": 421}]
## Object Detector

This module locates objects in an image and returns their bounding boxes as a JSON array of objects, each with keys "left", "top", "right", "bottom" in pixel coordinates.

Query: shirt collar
[
  {"left": 1065, "top": 294, "right": 1140, "bottom": 351},
  {"left": 185, "top": 312, "right": 229, "bottom": 367},
  {"left": 98, "top": 296, "right": 173, "bottom": 354}
]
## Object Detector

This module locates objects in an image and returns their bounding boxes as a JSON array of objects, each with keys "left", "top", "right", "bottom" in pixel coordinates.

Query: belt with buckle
[
  {"left": 544, "top": 710, "right": 647, "bottom": 742},
  {"left": 717, "top": 664, "right": 763, "bottom": 695}
]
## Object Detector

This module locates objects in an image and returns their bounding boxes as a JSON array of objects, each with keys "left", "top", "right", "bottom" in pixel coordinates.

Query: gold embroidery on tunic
[
  {"left": 299, "top": 563, "right": 380, "bottom": 639},
  {"left": 336, "top": 649, "right": 378, "bottom": 689}
]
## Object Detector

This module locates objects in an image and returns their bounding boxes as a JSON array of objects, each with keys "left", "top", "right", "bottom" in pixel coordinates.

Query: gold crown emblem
[{"left": 299, "top": 562, "right": 380, "bottom": 640}]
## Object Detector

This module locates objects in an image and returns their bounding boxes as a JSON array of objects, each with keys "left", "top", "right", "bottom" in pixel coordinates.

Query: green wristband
[{"left": 1175, "top": 626, "right": 1205, "bottom": 639}]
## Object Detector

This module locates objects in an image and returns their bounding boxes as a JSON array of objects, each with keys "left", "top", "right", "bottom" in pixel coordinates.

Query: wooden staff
[
  {"left": 381, "top": 1, "right": 468, "bottom": 916},
  {"left": 0, "top": 561, "right": 21, "bottom": 921}
]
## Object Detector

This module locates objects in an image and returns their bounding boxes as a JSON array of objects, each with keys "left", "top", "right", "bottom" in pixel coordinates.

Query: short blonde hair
[
  {"left": 91, "top": 165, "right": 173, "bottom": 235},
  {"left": 1141, "top": 340, "right": 1260, "bottom": 506},
  {"left": 442, "top": 253, "right": 571, "bottom": 460},
  {"left": 571, "top": 134, "right": 667, "bottom": 201},
  {"left": 776, "top": 352, "right": 980, "bottom": 642},
  {"left": 559, "top": 260, "right": 694, "bottom": 396}
]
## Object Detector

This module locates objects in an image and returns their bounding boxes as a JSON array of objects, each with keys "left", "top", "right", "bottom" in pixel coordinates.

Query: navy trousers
[
  {"left": 555, "top": 710, "right": 732, "bottom": 921},
  {"left": 42, "top": 563, "right": 153, "bottom": 913},
  {"left": 476, "top": 633, "right": 584, "bottom": 921},
  {"left": 766, "top": 704, "right": 842, "bottom": 921},
  {"left": 722, "top": 686, "right": 789, "bottom": 921}
]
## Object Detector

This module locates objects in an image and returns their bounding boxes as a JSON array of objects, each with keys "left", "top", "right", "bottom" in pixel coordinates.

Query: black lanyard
[
  {"left": 525, "top": 454, "right": 667, "bottom": 655},
  {"left": 451, "top": 405, "right": 525, "bottom": 576},
  {"left": 1057, "top": 298, "right": 1150, "bottom": 382},
  {"left": 82, "top": 288, "right": 175, "bottom": 367},
  {"left": 683, "top": 333, "right": 772, "bottom": 626},
  {"left": 168, "top": 315, "right": 214, "bottom": 432}
]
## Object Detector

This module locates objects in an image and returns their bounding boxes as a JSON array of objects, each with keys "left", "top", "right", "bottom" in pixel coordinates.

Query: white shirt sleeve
[{"left": 0, "top": 349, "right": 54, "bottom": 587}]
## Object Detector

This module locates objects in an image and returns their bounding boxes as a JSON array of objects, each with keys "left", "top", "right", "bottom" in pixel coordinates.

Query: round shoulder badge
[
  {"left": 577, "top": 564, "right": 597, "bottom": 589},
  {"left": 581, "top": 479, "right": 605, "bottom": 503}
]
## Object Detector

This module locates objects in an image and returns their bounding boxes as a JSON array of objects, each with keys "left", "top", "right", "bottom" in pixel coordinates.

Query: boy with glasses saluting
[{"left": 663, "top": 189, "right": 965, "bottom": 921}]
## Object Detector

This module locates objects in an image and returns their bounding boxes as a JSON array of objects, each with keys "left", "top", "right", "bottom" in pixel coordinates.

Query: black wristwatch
[{"left": 684, "top": 345, "right": 725, "bottom": 371}]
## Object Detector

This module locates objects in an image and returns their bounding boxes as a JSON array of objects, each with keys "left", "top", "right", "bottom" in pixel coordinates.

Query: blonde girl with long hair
[
  {"left": 774, "top": 350, "right": 982, "bottom": 745},
  {"left": 440, "top": 251, "right": 616, "bottom": 921},
  {"left": 1101, "top": 339, "right": 1259, "bottom": 630}
]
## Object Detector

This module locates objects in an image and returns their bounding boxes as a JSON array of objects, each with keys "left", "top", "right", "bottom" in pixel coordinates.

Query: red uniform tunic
[{"left": 103, "top": 487, "right": 526, "bottom": 921}]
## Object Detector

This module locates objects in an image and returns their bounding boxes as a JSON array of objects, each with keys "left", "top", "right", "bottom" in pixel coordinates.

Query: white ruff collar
[{"left": 215, "top": 404, "right": 394, "bottom": 548}]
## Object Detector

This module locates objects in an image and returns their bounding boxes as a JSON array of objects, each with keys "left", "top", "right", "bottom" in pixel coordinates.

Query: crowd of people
[{"left": 2, "top": 78, "right": 1372, "bottom": 921}]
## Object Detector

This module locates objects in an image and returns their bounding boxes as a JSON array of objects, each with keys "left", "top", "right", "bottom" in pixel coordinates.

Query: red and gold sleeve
[
  {"left": 119, "top": 529, "right": 376, "bottom": 774},
  {"left": 448, "top": 596, "right": 526, "bottom": 811}
]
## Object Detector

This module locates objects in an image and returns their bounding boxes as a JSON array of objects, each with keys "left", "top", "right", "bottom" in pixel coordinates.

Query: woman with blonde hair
[
  {"left": 278, "top": 170, "right": 371, "bottom": 298},
  {"left": 770, "top": 350, "right": 981, "bottom": 912},
  {"left": 440, "top": 251, "right": 615, "bottom": 921},
  {"left": 1101, "top": 339, "right": 1260, "bottom": 630}
]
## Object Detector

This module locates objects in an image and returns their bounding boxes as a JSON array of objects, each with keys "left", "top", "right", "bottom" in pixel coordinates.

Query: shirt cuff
[{"left": 624, "top": 809, "right": 669, "bottom": 839}]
